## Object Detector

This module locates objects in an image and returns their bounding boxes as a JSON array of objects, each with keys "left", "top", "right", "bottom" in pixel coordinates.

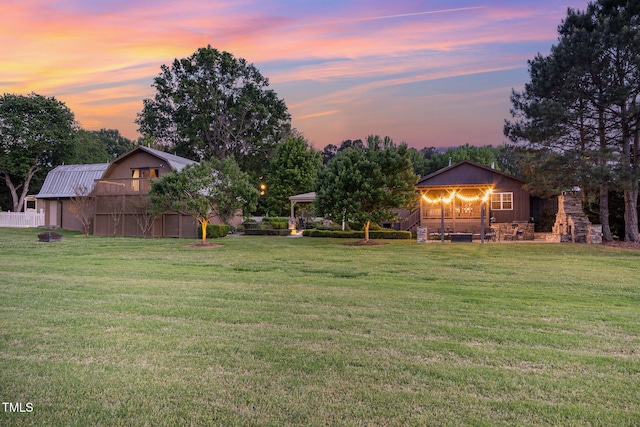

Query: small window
[
  {"left": 131, "top": 168, "right": 159, "bottom": 191},
  {"left": 491, "top": 192, "right": 513, "bottom": 210},
  {"left": 132, "top": 167, "right": 159, "bottom": 179}
]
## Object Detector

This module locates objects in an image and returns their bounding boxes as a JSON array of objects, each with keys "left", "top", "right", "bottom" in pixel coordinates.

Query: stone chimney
[{"left": 552, "top": 191, "right": 594, "bottom": 243}]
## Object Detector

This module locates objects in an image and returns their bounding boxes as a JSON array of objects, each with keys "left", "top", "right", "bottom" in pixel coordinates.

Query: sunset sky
[{"left": 1, "top": 0, "right": 588, "bottom": 150}]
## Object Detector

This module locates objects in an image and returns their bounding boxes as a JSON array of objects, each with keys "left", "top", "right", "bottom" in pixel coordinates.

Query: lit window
[
  {"left": 491, "top": 192, "right": 513, "bottom": 210},
  {"left": 131, "top": 168, "right": 159, "bottom": 191}
]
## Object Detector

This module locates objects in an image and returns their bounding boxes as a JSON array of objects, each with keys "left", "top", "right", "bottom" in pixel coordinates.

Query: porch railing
[
  {"left": 93, "top": 178, "right": 152, "bottom": 195},
  {"left": 399, "top": 208, "right": 421, "bottom": 232}
]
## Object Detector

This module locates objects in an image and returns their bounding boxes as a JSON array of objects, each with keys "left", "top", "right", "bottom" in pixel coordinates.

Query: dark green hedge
[
  {"left": 241, "top": 220, "right": 259, "bottom": 230},
  {"left": 243, "top": 217, "right": 290, "bottom": 230},
  {"left": 302, "top": 229, "right": 412, "bottom": 239},
  {"left": 197, "top": 224, "right": 231, "bottom": 238},
  {"left": 244, "top": 229, "right": 292, "bottom": 236},
  {"left": 261, "top": 217, "right": 289, "bottom": 230}
]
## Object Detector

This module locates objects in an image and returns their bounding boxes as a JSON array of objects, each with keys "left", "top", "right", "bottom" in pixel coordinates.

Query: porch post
[
  {"left": 480, "top": 203, "right": 485, "bottom": 244},
  {"left": 440, "top": 193, "right": 445, "bottom": 243}
]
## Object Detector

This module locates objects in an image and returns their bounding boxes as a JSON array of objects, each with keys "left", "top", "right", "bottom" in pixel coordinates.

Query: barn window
[
  {"left": 131, "top": 168, "right": 159, "bottom": 191},
  {"left": 491, "top": 192, "right": 513, "bottom": 210}
]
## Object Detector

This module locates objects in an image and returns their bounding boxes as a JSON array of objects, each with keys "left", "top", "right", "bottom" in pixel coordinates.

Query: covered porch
[{"left": 419, "top": 185, "right": 494, "bottom": 238}]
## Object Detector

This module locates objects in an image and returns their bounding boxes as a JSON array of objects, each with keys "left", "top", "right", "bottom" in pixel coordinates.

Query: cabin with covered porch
[{"left": 416, "top": 161, "right": 533, "bottom": 240}]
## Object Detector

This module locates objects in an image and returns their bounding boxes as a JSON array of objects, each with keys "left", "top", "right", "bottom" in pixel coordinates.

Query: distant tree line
[{"left": 323, "top": 140, "right": 520, "bottom": 177}]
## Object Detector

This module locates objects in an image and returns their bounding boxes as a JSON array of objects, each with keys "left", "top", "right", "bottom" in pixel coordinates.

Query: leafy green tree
[
  {"left": 321, "top": 144, "right": 338, "bottom": 164},
  {"left": 135, "top": 135, "right": 164, "bottom": 151},
  {"left": 425, "top": 144, "right": 502, "bottom": 173},
  {"left": 0, "top": 93, "right": 76, "bottom": 212},
  {"left": 70, "top": 130, "right": 112, "bottom": 164},
  {"left": 66, "top": 128, "right": 133, "bottom": 165},
  {"left": 338, "top": 139, "right": 364, "bottom": 152},
  {"left": 149, "top": 158, "right": 258, "bottom": 242},
  {"left": 264, "top": 134, "right": 321, "bottom": 216},
  {"left": 315, "top": 135, "right": 418, "bottom": 241},
  {"left": 136, "top": 46, "right": 291, "bottom": 180},
  {"left": 320, "top": 139, "right": 364, "bottom": 166},
  {"left": 407, "top": 147, "right": 431, "bottom": 177},
  {"left": 91, "top": 128, "right": 134, "bottom": 158}
]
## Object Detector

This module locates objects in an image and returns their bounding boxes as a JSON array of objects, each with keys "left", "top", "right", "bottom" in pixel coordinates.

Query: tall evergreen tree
[{"left": 505, "top": 0, "right": 640, "bottom": 241}]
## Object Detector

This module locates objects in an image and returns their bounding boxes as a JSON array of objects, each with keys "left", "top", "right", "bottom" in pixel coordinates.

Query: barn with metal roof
[
  {"left": 35, "top": 164, "right": 109, "bottom": 230},
  {"left": 36, "top": 164, "right": 109, "bottom": 199}
]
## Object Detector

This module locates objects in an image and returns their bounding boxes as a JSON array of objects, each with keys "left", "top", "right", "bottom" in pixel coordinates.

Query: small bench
[
  {"left": 38, "top": 231, "right": 62, "bottom": 242},
  {"left": 450, "top": 233, "right": 473, "bottom": 242}
]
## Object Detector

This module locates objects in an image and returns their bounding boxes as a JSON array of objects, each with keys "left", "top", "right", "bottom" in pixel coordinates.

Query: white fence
[{"left": 0, "top": 211, "right": 45, "bottom": 228}]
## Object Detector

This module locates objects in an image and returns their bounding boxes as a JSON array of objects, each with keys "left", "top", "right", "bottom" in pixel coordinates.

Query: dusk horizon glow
[{"left": 1, "top": 0, "right": 588, "bottom": 150}]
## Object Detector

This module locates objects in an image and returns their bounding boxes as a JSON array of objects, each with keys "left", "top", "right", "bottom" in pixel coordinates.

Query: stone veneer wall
[{"left": 493, "top": 222, "right": 535, "bottom": 240}]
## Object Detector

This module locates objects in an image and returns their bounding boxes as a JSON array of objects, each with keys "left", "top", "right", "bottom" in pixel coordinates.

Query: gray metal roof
[
  {"left": 36, "top": 164, "right": 109, "bottom": 198},
  {"left": 126, "top": 146, "right": 197, "bottom": 172}
]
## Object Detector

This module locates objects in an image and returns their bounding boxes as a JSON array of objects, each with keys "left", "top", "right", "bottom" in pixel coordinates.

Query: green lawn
[{"left": 1, "top": 228, "right": 639, "bottom": 426}]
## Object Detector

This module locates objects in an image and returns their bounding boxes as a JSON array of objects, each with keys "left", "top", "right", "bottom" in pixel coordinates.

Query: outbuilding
[{"left": 416, "top": 160, "right": 533, "bottom": 240}]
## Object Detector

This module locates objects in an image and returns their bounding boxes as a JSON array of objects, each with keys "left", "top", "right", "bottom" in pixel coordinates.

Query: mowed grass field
[{"left": 1, "top": 228, "right": 639, "bottom": 426}]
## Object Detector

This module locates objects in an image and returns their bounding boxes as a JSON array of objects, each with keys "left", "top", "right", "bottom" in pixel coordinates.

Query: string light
[{"left": 421, "top": 188, "right": 493, "bottom": 204}]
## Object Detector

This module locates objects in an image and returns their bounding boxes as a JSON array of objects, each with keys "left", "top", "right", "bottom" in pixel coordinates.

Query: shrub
[
  {"left": 198, "top": 223, "right": 231, "bottom": 238},
  {"left": 302, "top": 229, "right": 412, "bottom": 239},
  {"left": 242, "top": 219, "right": 259, "bottom": 230},
  {"left": 262, "top": 217, "right": 289, "bottom": 230},
  {"left": 244, "top": 229, "right": 292, "bottom": 236}
]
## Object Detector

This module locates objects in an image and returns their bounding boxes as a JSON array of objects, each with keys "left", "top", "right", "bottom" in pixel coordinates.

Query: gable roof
[
  {"left": 36, "top": 164, "right": 109, "bottom": 198},
  {"left": 110, "top": 146, "right": 197, "bottom": 172},
  {"left": 417, "top": 160, "right": 526, "bottom": 187},
  {"left": 289, "top": 192, "right": 316, "bottom": 203},
  {"left": 138, "top": 145, "right": 198, "bottom": 171}
]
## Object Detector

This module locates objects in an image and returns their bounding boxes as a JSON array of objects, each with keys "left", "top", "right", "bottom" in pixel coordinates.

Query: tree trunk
[
  {"left": 624, "top": 189, "right": 640, "bottom": 242},
  {"left": 200, "top": 218, "right": 208, "bottom": 242},
  {"left": 597, "top": 106, "right": 613, "bottom": 242},
  {"left": 599, "top": 183, "right": 613, "bottom": 242},
  {"left": 3, "top": 164, "right": 37, "bottom": 213},
  {"left": 3, "top": 173, "right": 20, "bottom": 212},
  {"left": 620, "top": 101, "right": 639, "bottom": 242},
  {"left": 364, "top": 220, "right": 370, "bottom": 241}
]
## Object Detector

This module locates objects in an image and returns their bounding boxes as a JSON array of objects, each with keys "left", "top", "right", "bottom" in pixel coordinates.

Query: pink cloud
[{"left": 0, "top": 0, "right": 587, "bottom": 146}]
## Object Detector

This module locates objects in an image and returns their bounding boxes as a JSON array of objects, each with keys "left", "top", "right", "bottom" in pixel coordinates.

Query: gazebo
[{"left": 289, "top": 192, "right": 316, "bottom": 220}]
